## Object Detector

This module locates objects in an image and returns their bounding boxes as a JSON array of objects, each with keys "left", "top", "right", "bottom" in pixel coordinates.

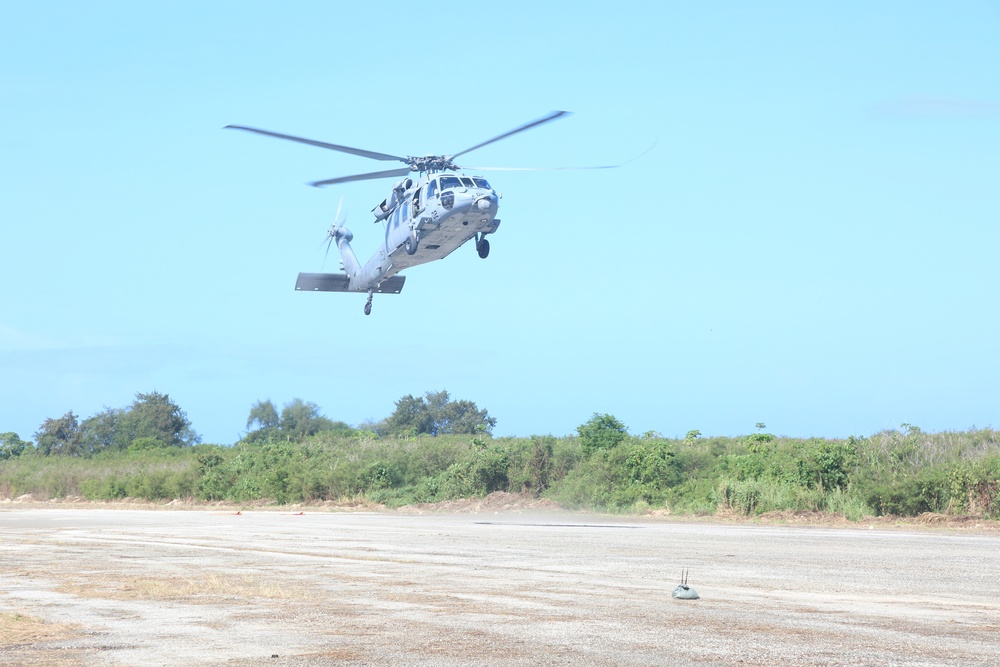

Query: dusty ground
[
  {"left": 1, "top": 506, "right": 998, "bottom": 666},
  {"left": 6, "top": 492, "right": 1000, "bottom": 533}
]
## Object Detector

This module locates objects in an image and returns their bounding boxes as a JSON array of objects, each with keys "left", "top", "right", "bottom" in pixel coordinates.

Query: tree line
[
  {"left": 4, "top": 391, "right": 199, "bottom": 458},
  {"left": 1, "top": 389, "right": 496, "bottom": 459},
  {"left": 2, "top": 400, "right": 999, "bottom": 519}
]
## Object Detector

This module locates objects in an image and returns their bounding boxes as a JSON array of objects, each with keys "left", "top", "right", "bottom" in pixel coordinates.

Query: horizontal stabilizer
[
  {"left": 296, "top": 273, "right": 350, "bottom": 292},
  {"left": 294, "top": 273, "right": 405, "bottom": 294},
  {"left": 374, "top": 276, "right": 406, "bottom": 294}
]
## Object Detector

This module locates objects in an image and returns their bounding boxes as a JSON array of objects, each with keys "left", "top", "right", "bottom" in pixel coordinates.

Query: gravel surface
[{"left": 1, "top": 509, "right": 998, "bottom": 666}]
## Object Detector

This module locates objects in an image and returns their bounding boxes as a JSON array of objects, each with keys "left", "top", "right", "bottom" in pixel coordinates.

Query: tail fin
[
  {"left": 330, "top": 225, "right": 361, "bottom": 276},
  {"left": 325, "top": 198, "right": 361, "bottom": 277}
]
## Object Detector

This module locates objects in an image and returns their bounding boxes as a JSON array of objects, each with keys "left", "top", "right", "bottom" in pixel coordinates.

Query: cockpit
[{"left": 437, "top": 175, "right": 491, "bottom": 191}]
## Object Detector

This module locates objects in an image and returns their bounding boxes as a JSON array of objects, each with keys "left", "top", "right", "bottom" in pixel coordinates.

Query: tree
[
  {"left": 577, "top": 413, "right": 629, "bottom": 456},
  {"left": 114, "top": 391, "right": 199, "bottom": 448},
  {"left": 436, "top": 399, "right": 495, "bottom": 435},
  {"left": 380, "top": 390, "right": 497, "bottom": 437},
  {"left": 0, "top": 432, "right": 30, "bottom": 460},
  {"left": 35, "top": 411, "right": 84, "bottom": 456},
  {"left": 381, "top": 394, "right": 433, "bottom": 437},
  {"left": 80, "top": 407, "right": 126, "bottom": 453},
  {"left": 243, "top": 398, "right": 352, "bottom": 443},
  {"left": 74, "top": 393, "right": 198, "bottom": 454},
  {"left": 31, "top": 393, "right": 198, "bottom": 457},
  {"left": 247, "top": 399, "right": 280, "bottom": 431},
  {"left": 279, "top": 398, "right": 336, "bottom": 441}
]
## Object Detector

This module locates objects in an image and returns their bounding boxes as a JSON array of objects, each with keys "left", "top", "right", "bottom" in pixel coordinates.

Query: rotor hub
[{"left": 407, "top": 155, "right": 458, "bottom": 174}]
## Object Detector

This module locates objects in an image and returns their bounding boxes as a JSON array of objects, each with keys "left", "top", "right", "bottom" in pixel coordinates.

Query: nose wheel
[{"left": 476, "top": 234, "right": 490, "bottom": 259}]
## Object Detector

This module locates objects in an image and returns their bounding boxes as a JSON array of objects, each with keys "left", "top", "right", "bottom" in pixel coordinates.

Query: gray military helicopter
[{"left": 226, "top": 111, "right": 625, "bottom": 315}]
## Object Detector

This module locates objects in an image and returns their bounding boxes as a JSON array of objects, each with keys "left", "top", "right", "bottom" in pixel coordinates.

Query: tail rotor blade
[
  {"left": 334, "top": 195, "right": 344, "bottom": 224},
  {"left": 321, "top": 236, "right": 333, "bottom": 271},
  {"left": 321, "top": 196, "right": 347, "bottom": 271}
]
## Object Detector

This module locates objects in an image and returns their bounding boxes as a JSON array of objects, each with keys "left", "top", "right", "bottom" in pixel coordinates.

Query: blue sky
[{"left": 2, "top": 2, "right": 997, "bottom": 444}]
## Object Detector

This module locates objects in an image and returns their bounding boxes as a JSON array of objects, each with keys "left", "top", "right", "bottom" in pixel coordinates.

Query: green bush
[
  {"left": 866, "top": 468, "right": 951, "bottom": 516},
  {"left": 714, "top": 477, "right": 823, "bottom": 515},
  {"left": 577, "top": 414, "right": 628, "bottom": 457},
  {"left": 505, "top": 436, "right": 555, "bottom": 494},
  {"left": 948, "top": 457, "right": 1000, "bottom": 516}
]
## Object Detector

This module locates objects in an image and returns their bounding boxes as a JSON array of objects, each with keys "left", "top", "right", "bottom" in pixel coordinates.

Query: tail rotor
[{"left": 321, "top": 196, "right": 347, "bottom": 270}]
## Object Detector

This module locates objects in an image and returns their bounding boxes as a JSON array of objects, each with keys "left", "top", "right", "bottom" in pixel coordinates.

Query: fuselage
[{"left": 338, "top": 172, "right": 500, "bottom": 292}]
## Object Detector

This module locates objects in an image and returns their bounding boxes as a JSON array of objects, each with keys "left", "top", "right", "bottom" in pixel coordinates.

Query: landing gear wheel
[
  {"left": 405, "top": 234, "right": 419, "bottom": 255},
  {"left": 477, "top": 238, "right": 490, "bottom": 259},
  {"left": 364, "top": 301, "right": 372, "bottom": 316}
]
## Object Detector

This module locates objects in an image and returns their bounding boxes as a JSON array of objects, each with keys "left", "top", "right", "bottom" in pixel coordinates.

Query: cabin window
[
  {"left": 440, "top": 175, "right": 461, "bottom": 190},
  {"left": 426, "top": 179, "right": 438, "bottom": 200},
  {"left": 473, "top": 178, "right": 491, "bottom": 189}
]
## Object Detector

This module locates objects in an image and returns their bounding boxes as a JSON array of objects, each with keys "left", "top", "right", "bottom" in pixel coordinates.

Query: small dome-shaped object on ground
[{"left": 672, "top": 568, "right": 699, "bottom": 600}]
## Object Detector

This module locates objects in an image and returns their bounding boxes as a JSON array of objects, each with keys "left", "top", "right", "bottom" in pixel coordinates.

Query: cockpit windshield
[{"left": 438, "top": 175, "right": 492, "bottom": 190}]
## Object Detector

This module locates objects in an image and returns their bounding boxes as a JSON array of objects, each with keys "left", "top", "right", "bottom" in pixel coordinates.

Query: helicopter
[{"left": 226, "top": 111, "right": 627, "bottom": 315}]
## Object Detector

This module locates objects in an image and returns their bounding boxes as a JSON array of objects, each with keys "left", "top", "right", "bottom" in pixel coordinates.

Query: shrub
[
  {"left": 866, "top": 468, "right": 951, "bottom": 516},
  {"left": 577, "top": 414, "right": 628, "bottom": 457}
]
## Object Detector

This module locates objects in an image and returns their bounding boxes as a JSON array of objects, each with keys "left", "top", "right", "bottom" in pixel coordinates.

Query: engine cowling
[
  {"left": 371, "top": 179, "right": 416, "bottom": 221},
  {"left": 371, "top": 198, "right": 391, "bottom": 221}
]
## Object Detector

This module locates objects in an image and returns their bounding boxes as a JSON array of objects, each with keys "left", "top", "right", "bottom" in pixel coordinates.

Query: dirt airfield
[{"left": 1, "top": 505, "right": 998, "bottom": 666}]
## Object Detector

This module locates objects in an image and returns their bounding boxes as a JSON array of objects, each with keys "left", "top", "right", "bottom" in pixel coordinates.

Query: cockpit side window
[
  {"left": 440, "top": 176, "right": 461, "bottom": 190},
  {"left": 426, "top": 179, "right": 438, "bottom": 200}
]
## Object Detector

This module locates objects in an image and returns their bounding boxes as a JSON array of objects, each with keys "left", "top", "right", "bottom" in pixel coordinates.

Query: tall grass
[{"left": 2, "top": 427, "right": 998, "bottom": 519}]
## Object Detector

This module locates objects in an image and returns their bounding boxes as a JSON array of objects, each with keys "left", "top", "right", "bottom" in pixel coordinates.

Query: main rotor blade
[
  {"left": 224, "top": 125, "right": 406, "bottom": 162},
  {"left": 450, "top": 110, "right": 570, "bottom": 161},
  {"left": 461, "top": 141, "right": 657, "bottom": 172},
  {"left": 309, "top": 167, "right": 411, "bottom": 188},
  {"left": 462, "top": 165, "right": 616, "bottom": 172}
]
